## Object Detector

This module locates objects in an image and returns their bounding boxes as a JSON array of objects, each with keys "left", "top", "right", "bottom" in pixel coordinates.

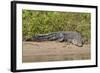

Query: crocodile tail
[{"left": 32, "top": 34, "right": 51, "bottom": 41}]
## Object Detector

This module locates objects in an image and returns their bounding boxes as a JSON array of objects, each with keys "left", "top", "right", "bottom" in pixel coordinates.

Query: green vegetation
[{"left": 22, "top": 10, "right": 91, "bottom": 42}]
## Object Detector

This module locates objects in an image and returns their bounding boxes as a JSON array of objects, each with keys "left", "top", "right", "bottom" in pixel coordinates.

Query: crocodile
[{"left": 25, "top": 31, "right": 84, "bottom": 47}]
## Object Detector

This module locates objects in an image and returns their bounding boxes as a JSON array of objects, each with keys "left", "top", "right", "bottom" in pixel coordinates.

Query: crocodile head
[{"left": 71, "top": 39, "right": 83, "bottom": 47}]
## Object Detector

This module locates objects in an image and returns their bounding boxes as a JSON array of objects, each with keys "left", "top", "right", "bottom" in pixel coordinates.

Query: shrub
[{"left": 22, "top": 10, "right": 91, "bottom": 42}]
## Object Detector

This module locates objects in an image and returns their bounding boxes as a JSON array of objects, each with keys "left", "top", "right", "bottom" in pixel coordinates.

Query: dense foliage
[{"left": 22, "top": 10, "right": 91, "bottom": 42}]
